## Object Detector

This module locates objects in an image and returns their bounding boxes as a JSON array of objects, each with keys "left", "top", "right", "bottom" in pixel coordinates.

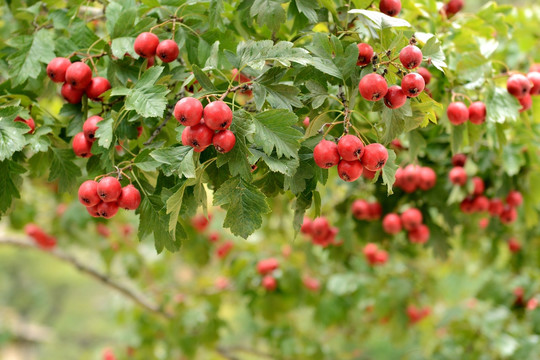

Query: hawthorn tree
[{"left": 1, "top": 0, "right": 540, "bottom": 359}]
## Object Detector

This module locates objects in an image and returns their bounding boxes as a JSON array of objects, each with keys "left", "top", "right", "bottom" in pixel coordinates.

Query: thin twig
[
  {"left": 144, "top": 114, "right": 173, "bottom": 146},
  {"left": 219, "top": 84, "right": 251, "bottom": 101},
  {"left": 338, "top": 85, "right": 352, "bottom": 134}
]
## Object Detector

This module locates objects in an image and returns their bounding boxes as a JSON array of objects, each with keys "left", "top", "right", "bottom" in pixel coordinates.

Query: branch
[
  {"left": 144, "top": 114, "right": 174, "bottom": 146},
  {"left": 0, "top": 237, "right": 173, "bottom": 319},
  {"left": 219, "top": 84, "right": 251, "bottom": 101}
]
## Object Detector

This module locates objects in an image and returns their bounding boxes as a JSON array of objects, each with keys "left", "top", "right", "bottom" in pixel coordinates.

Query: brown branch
[
  {"left": 219, "top": 84, "right": 251, "bottom": 101},
  {"left": 338, "top": 85, "right": 352, "bottom": 134},
  {"left": 144, "top": 114, "right": 174, "bottom": 146},
  {"left": 0, "top": 237, "right": 173, "bottom": 319}
]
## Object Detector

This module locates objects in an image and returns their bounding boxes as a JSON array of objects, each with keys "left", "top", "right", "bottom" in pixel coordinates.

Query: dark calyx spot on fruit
[
  {"left": 81, "top": 152, "right": 88, "bottom": 157},
  {"left": 354, "top": 149, "right": 362, "bottom": 157},
  {"left": 83, "top": 198, "right": 90, "bottom": 204},
  {"left": 341, "top": 173, "right": 350, "bottom": 181},
  {"left": 89, "top": 133, "right": 94, "bottom": 139},
  {"left": 100, "top": 210, "right": 107, "bottom": 216},
  {"left": 99, "top": 191, "right": 106, "bottom": 198},
  {"left": 192, "top": 140, "right": 200, "bottom": 147},
  {"left": 388, "top": 10, "right": 396, "bottom": 15},
  {"left": 180, "top": 116, "right": 186, "bottom": 123},
  {"left": 385, "top": 99, "right": 392, "bottom": 107},
  {"left": 522, "top": 87, "right": 529, "bottom": 95},
  {"left": 220, "top": 121, "right": 228, "bottom": 128},
  {"left": 71, "top": 80, "right": 77, "bottom": 86},
  {"left": 358, "top": 56, "right": 365, "bottom": 62},
  {"left": 376, "top": 159, "right": 386, "bottom": 168},
  {"left": 372, "top": 92, "right": 381, "bottom": 100},
  {"left": 408, "top": 61, "right": 418, "bottom": 68},
  {"left": 216, "top": 146, "right": 224, "bottom": 153},
  {"left": 49, "top": 72, "right": 55, "bottom": 78},
  {"left": 409, "top": 88, "right": 419, "bottom": 95},
  {"left": 324, "top": 162, "right": 334, "bottom": 168}
]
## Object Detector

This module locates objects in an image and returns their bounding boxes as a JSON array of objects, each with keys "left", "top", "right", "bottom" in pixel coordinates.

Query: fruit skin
[
  {"left": 203, "top": 101, "right": 233, "bottom": 130},
  {"left": 489, "top": 198, "right": 504, "bottom": 216},
  {"left": 519, "top": 94, "right": 532, "bottom": 112},
  {"left": 14, "top": 116, "right": 35, "bottom": 134},
  {"left": 357, "top": 43, "right": 374, "bottom": 66},
  {"left": 408, "top": 224, "right": 430, "bottom": 243},
  {"left": 452, "top": 153, "right": 467, "bottom": 167},
  {"left": 508, "top": 238, "right": 521, "bottom": 253},
  {"left": 468, "top": 101, "right": 486, "bottom": 125},
  {"left": 500, "top": 206, "right": 518, "bottom": 224},
  {"left": 401, "top": 73, "right": 425, "bottom": 97},
  {"left": 97, "top": 176, "right": 123, "bottom": 203},
  {"left": 83, "top": 115, "right": 104, "bottom": 142},
  {"left": 507, "top": 74, "right": 532, "bottom": 98},
  {"left": 182, "top": 123, "right": 215, "bottom": 151},
  {"left": 311, "top": 217, "right": 330, "bottom": 238},
  {"left": 359, "top": 73, "right": 388, "bottom": 101},
  {"left": 460, "top": 197, "right": 475, "bottom": 214},
  {"left": 300, "top": 217, "right": 313, "bottom": 235},
  {"left": 418, "top": 167, "right": 437, "bottom": 190},
  {"left": 78, "top": 180, "right": 101, "bottom": 207},
  {"left": 444, "top": 0, "right": 464, "bottom": 16},
  {"left": 384, "top": 85, "right": 407, "bottom": 109},
  {"left": 97, "top": 201, "right": 119, "bottom": 219},
  {"left": 86, "top": 77, "right": 111, "bottom": 101},
  {"left": 303, "top": 117, "right": 310, "bottom": 127},
  {"left": 379, "top": 0, "right": 402, "bottom": 17},
  {"left": 174, "top": 97, "right": 203, "bottom": 126},
  {"left": 361, "top": 143, "right": 388, "bottom": 171},
  {"left": 72, "top": 132, "right": 93, "bottom": 158},
  {"left": 362, "top": 168, "right": 377, "bottom": 180},
  {"left": 156, "top": 39, "right": 179, "bottom": 63},
  {"left": 338, "top": 135, "right": 364, "bottom": 161},
  {"left": 24, "top": 224, "right": 57, "bottom": 250},
  {"left": 216, "top": 241, "right": 234, "bottom": 258},
  {"left": 191, "top": 214, "right": 211, "bottom": 232},
  {"left": 352, "top": 200, "right": 370, "bottom": 220},
  {"left": 117, "top": 185, "right": 141, "bottom": 210},
  {"left": 61, "top": 83, "right": 84, "bottom": 104},
  {"left": 506, "top": 190, "right": 523, "bottom": 207},
  {"left": 47, "top": 57, "right": 71, "bottom": 83},
  {"left": 399, "top": 45, "right": 423, "bottom": 70},
  {"left": 382, "top": 213, "right": 402, "bottom": 234},
  {"left": 449, "top": 166, "right": 467, "bottom": 185},
  {"left": 527, "top": 72, "right": 540, "bottom": 95},
  {"left": 368, "top": 202, "right": 382, "bottom": 220},
  {"left": 337, "top": 160, "right": 363, "bottom": 182},
  {"left": 257, "top": 258, "right": 279, "bottom": 275},
  {"left": 213, "top": 130, "right": 236, "bottom": 154},
  {"left": 473, "top": 196, "right": 490, "bottom": 212},
  {"left": 262, "top": 275, "right": 277, "bottom": 291},
  {"left": 86, "top": 204, "right": 101, "bottom": 217},
  {"left": 313, "top": 139, "right": 340, "bottom": 169},
  {"left": 401, "top": 208, "right": 423, "bottom": 231},
  {"left": 472, "top": 177, "right": 485, "bottom": 196},
  {"left": 447, "top": 102, "right": 469, "bottom": 125},
  {"left": 417, "top": 67, "right": 431, "bottom": 85},
  {"left": 65, "top": 62, "right": 93, "bottom": 90},
  {"left": 134, "top": 32, "right": 160, "bottom": 58}
]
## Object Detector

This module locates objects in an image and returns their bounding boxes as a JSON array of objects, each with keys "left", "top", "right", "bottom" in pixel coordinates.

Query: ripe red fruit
[
  {"left": 338, "top": 160, "right": 363, "bottom": 182},
  {"left": 508, "top": 238, "right": 521, "bottom": 253},
  {"left": 449, "top": 166, "right": 467, "bottom": 185},
  {"left": 401, "top": 208, "right": 423, "bottom": 231},
  {"left": 97, "top": 201, "right": 119, "bottom": 219},
  {"left": 134, "top": 32, "right": 160, "bottom": 58},
  {"left": 418, "top": 167, "right": 436, "bottom": 190},
  {"left": 417, "top": 67, "right": 431, "bottom": 85},
  {"left": 97, "top": 176, "right": 122, "bottom": 202},
  {"left": 382, "top": 213, "right": 402, "bottom": 234},
  {"left": 231, "top": 68, "right": 251, "bottom": 84},
  {"left": 117, "top": 185, "right": 141, "bottom": 210},
  {"left": 447, "top": 102, "right": 469, "bottom": 125},
  {"left": 14, "top": 116, "right": 35, "bottom": 134},
  {"left": 338, "top": 135, "right": 364, "bottom": 161},
  {"left": 300, "top": 217, "right": 313, "bottom": 235},
  {"left": 181, "top": 123, "right": 214, "bottom": 151},
  {"left": 519, "top": 94, "right": 532, "bottom": 112},
  {"left": 156, "top": 39, "right": 179, "bottom": 63},
  {"left": 468, "top": 101, "right": 486, "bottom": 125},
  {"left": 61, "top": 83, "right": 84, "bottom": 104},
  {"left": 102, "top": 348, "right": 116, "bottom": 360},
  {"left": 400, "top": 165, "right": 419, "bottom": 193},
  {"left": 451, "top": 153, "right": 467, "bottom": 167},
  {"left": 472, "top": 196, "right": 490, "bottom": 212},
  {"left": 85, "top": 77, "right": 111, "bottom": 101},
  {"left": 507, "top": 74, "right": 532, "bottom": 98},
  {"left": 399, "top": 45, "right": 423, "bottom": 70},
  {"left": 374, "top": 250, "right": 388, "bottom": 264},
  {"left": 262, "top": 275, "right": 277, "bottom": 291},
  {"left": 363, "top": 168, "right": 377, "bottom": 180},
  {"left": 527, "top": 72, "right": 540, "bottom": 95},
  {"left": 147, "top": 57, "right": 155, "bottom": 68},
  {"left": 303, "top": 117, "right": 310, "bottom": 127},
  {"left": 357, "top": 43, "right": 374, "bottom": 66},
  {"left": 311, "top": 217, "right": 330, "bottom": 238},
  {"left": 472, "top": 177, "right": 484, "bottom": 196},
  {"left": 379, "top": 0, "right": 402, "bottom": 16},
  {"left": 384, "top": 85, "right": 407, "bottom": 109},
  {"left": 500, "top": 206, "right": 518, "bottom": 224},
  {"left": 489, "top": 198, "right": 504, "bottom": 216},
  {"left": 72, "top": 132, "right": 93, "bottom": 158},
  {"left": 460, "top": 197, "right": 475, "bottom": 214},
  {"left": 191, "top": 214, "right": 210, "bottom": 232},
  {"left": 83, "top": 115, "right": 104, "bottom": 142},
  {"left": 303, "top": 276, "right": 321, "bottom": 292},
  {"left": 479, "top": 218, "right": 489, "bottom": 229},
  {"left": 174, "top": 97, "right": 203, "bottom": 126},
  {"left": 408, "top": 224, "right": 430, "bottom": 244},
  {"left": 257, "top": 258, "right": 279, "bottom": 275},
  {"left": 352, "top": 200, "right": 370, "bottom": 220},
  {"left": 47, "top": 57, "right": 71, "bottom": 83},
  {"left": 506, "top": 190, "right": 523, "bottom": 207},
  {"left": 208, "top": 232, "right": 220, "bottom": 243},
  {"left": 368, "top": 202, "right": 382, "bottom": 220},
  {"left": 25, "top": 224, "right": 57, "bottom": 250},
  {"left": 359, "top": 73, "right": 388, "bottom": 101},
  {"left": 361, "top": 143, "right": 388, "bottom": 171},
  {"left": 86, "top": 204, "right": 101, "bottom": 217},
  {"left": 213, "top": 130, "right": 236, "bottom": 154},
  {"left": 313, "top": 139, "right": 340, "bottom": 169},
  {"left": 363, "top": 243, "right": 378, "bottom": 259},
  {"left": 65, "top": 62, "right": 93, "bottom": 90},
  {"left": 203, "top": 101, "right": 233, "bottom": 130},
  {"left": 444, "top": 0, "right": 464, "bottom": 16},
  {"left": 401, "top": 73, "right": 425, "bottom": 98},
  {"left": 78, "top": 180, "right": 101, "bottom": 207}
]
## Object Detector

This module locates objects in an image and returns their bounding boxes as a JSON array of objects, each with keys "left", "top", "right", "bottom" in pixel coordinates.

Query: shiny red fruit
[
  {"left": 338, "top": 135, "right": 364, "bottom": 161},
  {"left": 182, "top": 123, "right": 214, "bottom": 151},
  {"left": 311, "top": 217, "right": 330, "bottom": 238},
  {"left": 449, "top": 166, "right": 467, "bottom": 185},
  {"left": 528, "top": 72, "right": 540, "bottom": 95},
  {"left": 61, "top": 83, "right": 84, "bottom": 104},
  {"left": 156, "top": 40, "right": 179, "bottom": 63},
  {"left": 86, "top": 77, "right": 111, "bottom": 101},
  {"left": 262, "top": 275, "right": 277, "bottom": 291},
  {"left": 65, "top": 62, "right": 93, "bottom": 90},
  {"left": 313, "top": 139, "right": 340, "bottom": 169},
  {"left": 508, "top": 238, "right": 521, "bottom": 253},
  {"left": 97, "top": 201, "right": 119, "bottom": 219},
  {"left": 338, "top": 160, "right": 363, "bottom": 182},
  {"left": 382, "top": 213, "right": 402, "bottom": 234},
  {"left": 401, "top": 208, "right": 423, "bottom": 231},
  {"left": 352, "top": 200, "right": 370, "bottom": 220},
  {"left": 86, "top": 204, "right": 101, "bottom": 217},
  {"left": 472, "top": 177, "right": 484, "bottom": 196},
  {"left": 445, "top": 0, "right": 464, "bottom": 16},
  {"left": 191, "top": 214, "right": 211, "bottom": 232},
  {"left": 500, "top": 206, "right": 518, "bottom": 224},
  {"left": 447, "top": 102, "right": 469, "bottom": 125},
  {"left": 418, "top": 167, "right": 436, "bottom": 190},
  {"left": 417, "top": 67, "right": 431, "bottom": 85},
  {"left": 519, "top": 94, "right": 532, "bottom": 112},
  {"left": 303, "top": 276, "right": 321, "bottom": 292},
  {"left": 83, "top": 115, "right": 104, "bottom": 142},
  {"left": 72, "top": 132, "right": 93, "bottom": 158},
  {"left": 399, "top": 45, "right": 423, "bottom": 70},
  {"left": 361, "top": 143, "right": 388, "bottom": 171},
  {"left": 468, "top": 101, "right": 486, "bottom": 125},
  {"left": 408, "top": 224, "right": 430, "bottom": 243},
  {"left": 489, "top": 198, "right": 504, "bottom": 216},
  {"left": 379, "top": 0, "right": 402, "bottom": 16},
  {"left": 451, "top": 153, "right": 467, "bottom": 167},
  {"left": 359, "top": 73, "right": 388, "bottom": 101},
  {"left": 134, "top": 32, "right": 160, "bottom": 58},
  {"left": 506, "top": 190, "right": 523, "bottom": 207},
  {"left": 257, "top": 258, "right": 279, "bottom": 275},
  {"left": 174, "top": 97, "right": 203, "bottom": 126},
  {"left": 401, "top": 73, "right": 425, "bottom": 97},
  {"left": 384, "top": 85, "right": 407, "bottom": 109},
  {"left": 203, "top": 101, "right": 233, "bottom": 130},
  {"left": 472, "top": 196, "right": 490, "bottom": 212},
  {"left": 47, "top": 57, "right": 71, "bottom": 83},
  {"left": 78, "top": 180, "right": 101, "bottom": 207},
  {"left": 357, "top": 43, "right": 374, "bottom": 66},
  {"left": 300, "top": 217, "right": 313, "bottom": 235},
  {"left": 97, "top": 176, "right": 122, "bottom": 203},
  {"left": 117, "top": 185, "right": 141, "bottom": 210},
  {"left": 213, "top": 130, "right": 236, "bottom": 154},
  {"left": 507, "top": 74, "right": 531, "bottom": 98}
]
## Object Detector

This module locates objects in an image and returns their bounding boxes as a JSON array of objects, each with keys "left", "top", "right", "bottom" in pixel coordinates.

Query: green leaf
[
  {"left": 250, "top": 0, "right": 286, "bottom": 30},
  {"left": 95, "top": 118, "right": 114, "bottom": 149},
  {"left": 293, "top": 190, "right": 312, "bottom": 233},
  {"left": 250, "top": 148, "right": 299, "bottom": 176},
  {"left": 381, "top": 149, "right": 398, "bottom": 195},
  {"left": 48, "top": 148, "right": 82, "bottom": 192},
  {"left": 295, "top": 0, "right": 319, "bottom": 22},
  {"left": 213, "top": 176, "right": 271, "bottom": 238},
  {"left": 253, "top": 109, "right": 302, "bottom": 158},
  {"left": 0, "top": 160, "right": 26, "bottom": 214},
  {"left": 133, "top": 148, "right": 160, "bottom": 171},
  {"left": 166, "top": 182, "right": 187, "bottom": 233},
  {"left": 125, "top": 86, "right": 170, "bottom": 118},
  {"left": 138, "top": 196, "right": 185, "bottom": 253},
  {"left": 27, "top": 126, "right": 52, "bottom": 153},
  {"left": 254, "top": 83, "right": 303, "bottom": 110},
  {"left": 380, "top": 101, "right": 412, "bottom": 145},
  {"left": 236, "top": 40, "right": 312, "bottom": 70},
  {"left": 0, "top": 115, "right": 28, "bottom": 161},
  {"left": 418, "top": 34, "right": 447, "bottom": 72},
  {"left": 111, "top": 37, "right": 138, "bottom": 60},
  {"left": 486, "top": 87, "right": 521, "bottom": 124},
  {"left": 216, "top": 111, "right": 254, "bottom": 179},
  {"left": 151, "top": 146, "right": 196, "bottom": 178},
  {"left": 191, "top": 65, "right": 218, "bottom": 91},
  {"left": 348, "top": 9, "right": 411, "bottom": 29}
]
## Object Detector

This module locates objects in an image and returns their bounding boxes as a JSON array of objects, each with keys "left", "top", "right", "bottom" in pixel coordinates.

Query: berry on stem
[
  {"left": 86, "top": 77, "right": 111, "bottom": 101},
  {"left": 507, "top": 74, "right": 532, "bottom": 98},
  {"left": 528, "top": 72, "right": 540, "bottom": 95},
  {"left": 337, "top": 135, "right": 364, "bottom": 161},
  {"left": 418, "top": 167, "right": 437, "bottom": 190},
  {"left": 384, "top": 85, "right": 407, "bottom": 109},
  {"left": 83, "top": 115, "right": 104, "bottom": 142},
  {"left": 359, "top": 73, "right": 388, "bottom": 101},
  {"left": 382, "top": 213, "right": 402, "bottom": 234},
  {"left": 506, "top": 190, "right": 523, "bottom": 207},
  {"left": 361, "top": 143, "right": 388, "bottom": 171},
  {"left": 468, "top": 101, "right": 486, "bottom": 125},
  {"left": 47, "top": 57, "right": 71, "bottom": 83},
  {"left": 401, "top": 208, "right": 423, "bottom": 231},
  {"left": 174, "top": 97, "right": 203, "bottom": 126},
  {"left": 156, "top": 40, "right": 179, "bottom": 63},
  {"left": 134, "top": 32, "right": 160, "bottom": 58},
  {"left": 379, "top": 0, "right": 402, "bottom": 17},
  {"left": 181, "top": 123, "right": 214, "bottom": 152},
  {"left": 61, "top": 83, "right": 84, "bottom": 104},
  {"left": 519, "top": 94, "right": 532, "bottom": 112},
  {"left": 97, "top": 201, "right": 119, "bottom": 219},
  {"left": 338, "top": 160, "right": 363, "bottom": 182},
  {"left": 14, "top": 116, "right": 35, "bottom": 134},
  {"left": 97, "top": 176, "right": 122, "bottom": 203},
  {"left": 117, "top": 185, "right": 141, "bottom": 210},
  {"left": 408, "top": 224, "right": 430, "bottom": 243},
  {"left": 417, "top": 67, "right": 431, "bottom": 85},
  {"left": 357, "top": 43, "right": 374, "bottom": 66},
  {"left": 213, "top": 130, "right": 236, "bottom": 154},
  {"left": 449, "top": 166, "right": 467, "bottom": 185},
  {"left": 401, "top": 73, "right": 425, "bottom": 97},
  {"left": 78, "top": 180, "right": 101, "bottom": 207},
  {"left": 447, "top": 102, "right": 469, "bottom": 125},
  {"left": 399, "top": 45, "right": 423, "bottom": 70},
  {"left": 203, "top": 101, "right": 233, "bottom": 130},
  {"left": 73, "top": 132, "right": 93, "bottom": 158},
  {"left": 65, "top": 62, "right": 93, "bottom": 90},
  {"left": 313, "top": 139, "right": 340, "bottom": 169}
]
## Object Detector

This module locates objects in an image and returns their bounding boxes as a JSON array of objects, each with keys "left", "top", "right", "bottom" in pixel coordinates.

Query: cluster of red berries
[
  {"left": 394, "top": 164, "right": 437, "bottom": 193},
  {"left": 461, "top": 189, "right": 522, "bottom": 225},
  {"left": 442, "top": 0, "right": 464, "bottom": 17},
  {"left": 176, "top": 98, "right": 236, "bottom": 153},
  {"left": 407, "top": 305, "right": 431, "bottom": 324},
  {"left": 508, "top": 237, "right": 521, "bottom": 253},
  {"left": 134, "top": 32, "right": 179, "bottom": 63},
  {"left": 24, "top": 224, "right": 57, "bottom": 250},
  {"left": 363, "top": 243, "right": 389, "bottom": 266},
  {"left": 313, "top": 136, "right": 388, "bottom": 182},
  {"left": 257, "top": 258, "right": 279, "bottom": 292},
  {"left": 383, "top": 208, "right": 430, "bottom": 243},
  {"left": 506, "top": 68, "right": 540, "bottom": 112},
  {"left": 47, "top": 58, "right": 111, "bottom": 104},
  {"left": 351, "top": 199, "right": 382, "bottom": 221},
  {"left": 514, "top": 287, "right": 539, "bottom": 310},
  {"left": 72, "top": 115, "right": 103, "bottom": 158},
  {"left": 446, "top": 99, "right": 486, "bottom": 125},
  {"left": 190, "top": 213, "right": 221, "bottom": 243},
  {"left": 78, "top": 177, "right": 141, "bottom": 219},
  {"left": 300, "top": 217, "right": 342, "bottom": 247}
]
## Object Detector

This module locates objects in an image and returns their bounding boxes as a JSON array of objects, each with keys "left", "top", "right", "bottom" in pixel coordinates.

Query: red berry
[
  {"left": 374, "top": 250, "right": 388, "bottom": 264},
  {"left": 472, "top": 177, "right": 484, "bottom": 196},
  {"left": 361, "top": 143, "right": 388, "bottom": 171},
  {"left": 300, "top": 217, "right": 313, "bottom": 234},
  {"left": 384, "top": 85, "right": 407, "bottom": 109},
  {"left": 174, "top": 97, "right": 203, "bottom": 126},
  {"left": 86, "top": 203, "right": 101, "bottom": 217},
  {"left": 401, "top": 73, "right": 425, "bottom": 97},
  {"left": 382, "top": 213, "right": 402, "bottom": 234},
  {"left": 97, "top": 201, "right": 119, "bottom": 219},
  {"left": 78, "top": 180, "right": 101, "bottom": 207},
  {"left": 65, "top": 62, "right": 93, "bottom": 90},
  {"left": 156, "top": 39, "right": 179, "bottom": 63},
  {"left": 363, "top": 168, "right": 377, "bottom": 180},
  {"left": 447, "top": 102, "right": 469, "bottom": 125},
  {"left": 134, "top": 32, "right": 160, "bottom": 58},
  {"left": 352, "top": 200, "right": 370, "bottom": 220},
  {"left": 452, "top": 153, "right": 467, "bottom": 167},
  {"left": 468, "top": 101, "right": 486, "bottom": 125},
  {"left": 368, "top": 202, "right": 382, "bottom": 220},
  {"left": 399, "top": 165, "right": 419, "bottom": 193},
  {"left": 47, "top": 57, "right": 71, "bottom": 83},
  {"left": 449, "top": 166, "right": 467, "bottom": 185},
  {"left": 191, "top": 214, "right": 210, "bottom": 232},
  {"left": 213, "top": 130, "right": 236, "bottom": 154},
  {"left": 472, "top": 196, "right": 490, "bottom": 212},
  {"left": 14, "top": 116, "right": 35, "bottom": 134},
  {"left": 25, "top": 224, "right": 56, "bottom": 250},
  {"left": 528, "top": 72, "right": 540, "bottom": 95},
  {"left": 399, "top": 45, "right": 423, "bottom": 70},
  {"left": 507, "top": 74, "right": 532, "bottom": 98},
  {"left": 97, "top": 176, "right": 122, "bottom": 202},
  {"left": 519, "top": 94, "right": 532, "bottom": 112},
  {"left": 83, "top": 115, "right": 104, "bottom": 142},
  {"left": 311, "top": 217, "right": 330, "bottom": 238},
  {"left": 445, "top": 0, "right": 464, "bottom": 16},
  {"left": 86, "top": 77, "right": 111, "bottom": 101},
  {"left": 147, "top": 56, "right": 155, "bottom": 68},
  {"left": 417, "top": 67, "right": 431, "bottom": 85},
  {"left": 508, "top": 238, "right": 521, "bottom": 253},
  {"left": 262, "top": 275, "right": 277, "bottom": 291},
  {"left": 181, "top": 123, "right": 214, "bottom": 151},
  {"left": 203, "top": 101, "right": 233, "bottom": 130},
  {"left": 359, "top": 73, "right": 388, "bottom": 101},
  {"left": 460, "top": 197, "right": 475, "bottom": 214},
  {"left": 401, "top": 208, "right": 423, "bottom": 231},
  {"left": 73, "top": 132, "right": 93, "bottom": 158},
  {"left": 338, "top": 135, "right": 364, "bottom": 161},
  {"left": 357, "top": 43, "right": 374, "bottom": 66},
  {"left": 338, "top": 160, "right": 363, "bottom": 182},
  {"left": 506, "top": 190, "right": 523, "bottom": 207},
  {"left": 257, "top": 258, "right": 279, "bottom": 275},
  {"left": 208, "top": 231, "right": 220, "bottom": 242},
  {"left": 418, "top": 167, "right": 436, "bottom": 190},
  {"left": 303, "top": 117, "right": 310, "bottom": 127},
  {"left": 61, "top": 83, "right": 84, "bottom": 104},
  {"left": 489, "top": 198, "right": 504, "bottom": 216},
  {"left": 408, "top": 224, "right": 430, "bottom": 243},
  {"left": 379, "top": 0, "right": 402, "bottom": 16},
  {"left": 231, "top": 68, "right": 252, "bottom": 84},
  {"left": 216, "top": 241, "right": 233, "bottom": 258},
  {"left": 117, "top": 185, "right": 141, "bottom": 210},
  {"left": 303, "top": 276, "right": 321, "bottom": 292},
  {"left": 313, "top": 139, "right": 340, "bottom": 169},
  {"left": 500, "top": 206, "right": 518, "bottom": 224},
  {"left": 363, "top": 243, "right": 378, "bottom": 259}
]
